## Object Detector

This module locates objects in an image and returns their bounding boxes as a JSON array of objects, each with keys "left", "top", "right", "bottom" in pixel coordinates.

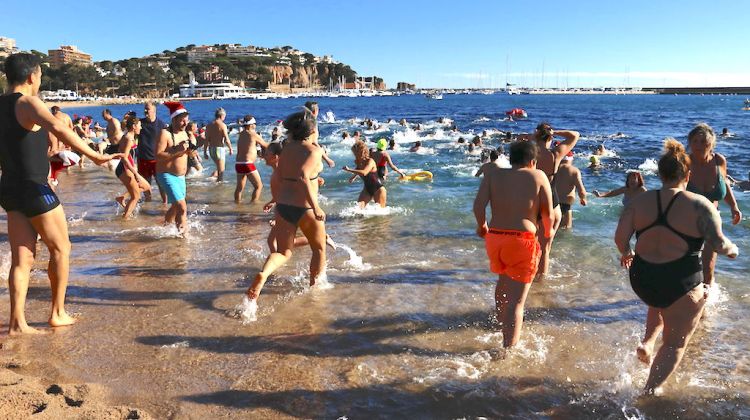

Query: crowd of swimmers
[{"left": 0, "top": 53, "right": 746, "bottom": 397}]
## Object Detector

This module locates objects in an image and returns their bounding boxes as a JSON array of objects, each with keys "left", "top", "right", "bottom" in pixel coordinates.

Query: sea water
[{"left": 1, "top": 94, "right": 748, "bottom": 418}]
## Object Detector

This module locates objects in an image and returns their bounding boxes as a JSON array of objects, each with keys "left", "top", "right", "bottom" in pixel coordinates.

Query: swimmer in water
[
  {"left": 615, "top": 138, "right": 738, "bottom": 395},
  {"left": 593, "top": 144, "right": 606, "bottom": 156},
  {"left": 474, "top": 141, "right": 553, "bottom": 348},
  {"left": 343, "top": 140, "right": 387, "bottom": 208},
  {"left": 719, "top": 127, "right": 732, "bottom": 138},
  {"left": 588, "top": 155, "right": 601, "bottom": 169},
  {"left": 594, "top": 171, "right": 647, "bottom": 207},
  {"left": 409, "top": 141, "right": 422, "bottom": 153},
  {"left": 554, "top": 152, "right": 587, "bottom": 229},
  {"left": 727, "top": 171, "right": 750, "bottom": 191}
]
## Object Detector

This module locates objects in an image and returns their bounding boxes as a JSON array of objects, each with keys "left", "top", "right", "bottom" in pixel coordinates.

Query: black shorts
[{"left": 0, "top": 180, "right": 61, "bottom": 218}]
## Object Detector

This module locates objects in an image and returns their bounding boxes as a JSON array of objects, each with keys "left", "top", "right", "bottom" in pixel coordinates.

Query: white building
[
  {"left": 0, "top": 36, "right": 16, "bottom": 52},
  {"left": 187, "top": 46, "right": 218, "bottom": 63},
  {"left": 227, "top": 45, "right": 258, "bottom": 58}
]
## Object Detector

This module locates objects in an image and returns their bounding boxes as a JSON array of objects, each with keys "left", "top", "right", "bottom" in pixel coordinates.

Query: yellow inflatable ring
[{"left": 403, "top": 171, "right": 433, "bottom": 181}]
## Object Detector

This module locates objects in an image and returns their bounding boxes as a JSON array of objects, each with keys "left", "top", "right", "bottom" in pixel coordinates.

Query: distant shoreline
[{"left": 45, "top": 97, "right": 215, "bottom": 109}]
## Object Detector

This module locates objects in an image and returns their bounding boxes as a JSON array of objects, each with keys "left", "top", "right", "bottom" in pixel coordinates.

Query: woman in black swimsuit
[
  {"left": 615, "top": 138, "right": 738, "bottom": 395},
  {"left": 245, "top": 109, "right": 327, "bottom": 305},
  {"left": 343, "top": 140, "right": 387, "bottom": 208}
]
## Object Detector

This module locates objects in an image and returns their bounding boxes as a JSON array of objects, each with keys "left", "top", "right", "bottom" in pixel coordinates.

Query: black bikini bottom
[{"left": 629, "top": 253, "right": 702, "bottom": 308}]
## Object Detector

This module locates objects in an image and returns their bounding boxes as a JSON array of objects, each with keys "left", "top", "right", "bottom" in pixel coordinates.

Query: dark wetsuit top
[
  {"left": 629, "top": 191, "right": 704, "bottom": 308},
  {"left": 0, "top": 93, "right": 61, "bottom": 217},
  {"left": 687, "top": 158, "right": 727, "bottom": 202}
]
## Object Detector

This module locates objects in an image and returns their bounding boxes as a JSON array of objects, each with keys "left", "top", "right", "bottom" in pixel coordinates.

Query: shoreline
[{"left": 45, "top": 97, "right": 216, "bottom": 109}]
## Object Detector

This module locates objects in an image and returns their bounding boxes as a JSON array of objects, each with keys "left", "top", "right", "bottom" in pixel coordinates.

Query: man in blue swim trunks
[
  {"left": 203, "top": 107, "right": 233, "bottom": 182},
  {"left": 156, "top": 102, "right": 192, "bottom": 235}
]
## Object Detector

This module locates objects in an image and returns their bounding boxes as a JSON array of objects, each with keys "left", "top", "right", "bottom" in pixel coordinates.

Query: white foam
[
  {"left": 311, "top": 272, "right": 334, "bottom": 291},
  {"left": 336, "top": 243, "right": 373, "bottom": 271},
  {"left": 338, "top": 203, "right": 410, "bottom": 218},
  {"left": 637, "top": 158, "right": 659, "bottom": 175},
  {"left": 322, "top": 111, "right": 336, "bottom": 123},
  {"left": 0, "top": 252, "right": 10, "bottom": 282},
  {"left": 233, "top": 296, "right": 258, "bottom": 324},
  {"left": 67, "top": 211, "right": 87, "bottom": 226}
]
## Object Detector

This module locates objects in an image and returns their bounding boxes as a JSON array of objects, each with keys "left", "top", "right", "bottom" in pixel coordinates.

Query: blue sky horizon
[{"left": 3, "top": 0, "right": 749, "bottom": 89}]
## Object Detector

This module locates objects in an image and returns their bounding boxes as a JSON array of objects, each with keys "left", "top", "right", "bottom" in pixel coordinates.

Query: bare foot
[
  {"left": 8, "top": 324, "right": 48, "bottom": 336},
  {"left": 637, "top": 342, "right": 654, "bottom": 365},
  {"left": 326, "top": 235, "right": 337, "bottom": 250},
  {"left": 115, "top": 196, "right": 126, "bottom": 208},
  {"left": 246, "top": 273, "right": 266, "bottom": 299},
  {"left": 49, "top": 312, "right": 77, "bottom": 328}
]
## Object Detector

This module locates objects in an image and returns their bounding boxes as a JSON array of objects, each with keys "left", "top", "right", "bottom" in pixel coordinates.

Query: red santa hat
[{"left": 164, "top": 101, "right": 188, "bottom": 119}]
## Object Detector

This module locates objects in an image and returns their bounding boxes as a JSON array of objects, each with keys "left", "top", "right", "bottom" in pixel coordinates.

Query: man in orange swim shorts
[{"left": 473, "top": 141, "right": 553, "bottom": 348}]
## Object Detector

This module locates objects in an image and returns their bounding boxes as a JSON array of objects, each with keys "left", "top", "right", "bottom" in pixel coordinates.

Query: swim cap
[
  {"left": 376, "top": 138, "right": 388, "bottom": 150},
  {"left": 589, "top": 156, "right": 599, "bottom": 164}
]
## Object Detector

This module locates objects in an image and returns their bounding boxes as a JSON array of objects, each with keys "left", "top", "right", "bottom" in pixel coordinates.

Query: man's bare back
[
  {"left": 484, "top": 167, "right": 552, "bottom": 233},
  {"left": 554, "top": 163, "right": 583, "bottom": 205},
  {"left": 205, "top": 120, "right": 229, "bottom": 148},
  {"left": 106, "top": 117, "right": 122, "bottom": 143}
]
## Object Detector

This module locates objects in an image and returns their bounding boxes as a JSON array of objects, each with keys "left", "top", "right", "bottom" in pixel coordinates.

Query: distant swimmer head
[
  {"left": 509, "top": 141, "right": 538, "bottom": 167},
  {"left": 659, "top": 138, "right": 691, "bottom": 183},
  {"left": 376, "top": 138, "right": 388, "bottom": 151},
  {"left": 688, "top": 122, "right": 716, "bottom": 152},
  {"left": 283, "top": 109, "right": 317, "bottom": 141},
  {"left": 589, "top": 156, "right": 600, "bottom": 165},
  {"left": 457, "top": 137, "right": 466, "bottom": 144},
  {"left": 215, "top": 107, "right": 226, "bottom": 119},
  {"left": 563, "top": 151, "right": 574, "bottom": 162}
]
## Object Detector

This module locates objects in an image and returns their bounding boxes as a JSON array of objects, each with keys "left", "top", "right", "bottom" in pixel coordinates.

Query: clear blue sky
[{"left": 3, "top": 0, "right": 749, "bottom": 88}]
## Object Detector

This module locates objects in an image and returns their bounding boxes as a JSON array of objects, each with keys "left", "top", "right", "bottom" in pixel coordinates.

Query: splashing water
[
  {"left": 67, "top": 211, "right": 87, "bottom": 226},
  {"left": 323, "top": 111, "right": 336, "bottom": 123},
  {"left": 232, "top": 296, "right": 258, "bottom": 324},
  {"left": 335, "top": 243, "right": 372, "bottom": 271},
  {"left": 338, "top": 203, "right": 410, "bottom": 218}
]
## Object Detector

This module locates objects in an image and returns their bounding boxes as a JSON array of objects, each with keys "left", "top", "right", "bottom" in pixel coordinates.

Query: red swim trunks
[
  {"left": 138, "top": 159, "right": 157, "bottom": 179},
  {"left": 484, "top": 229, "right": 541, "bottom": 283},
  {"left": 235, "top": 162, "right": 257, "bottom": 174}
]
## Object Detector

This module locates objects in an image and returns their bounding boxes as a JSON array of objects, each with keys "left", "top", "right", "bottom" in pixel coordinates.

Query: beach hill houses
[
  {"left": 48, "top": 45, "right": 92, "bottom": 67},
  {"left": 0, "top": 36, "right": 18, "bottom": 58},
  {"left": 184, "top": 44, "right": 336, "bottom": 67}
]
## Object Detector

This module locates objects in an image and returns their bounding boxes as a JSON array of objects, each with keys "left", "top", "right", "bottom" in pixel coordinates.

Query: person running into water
[
  {"left": 304, "top": 101, "right": 336, "bottom": 168},
  {"left": 138, "top": 101, "right": 167, "bottom": 202},
  {"left": 156, "top": 102, "right": 192, "bottom": 235},
  {"left": 473, "top": 141, "right": 553, "bottom": 348},
  {"left": 371, "top": 138, "right": 405, "bottom": 180},
  {"left": 615, "top": 138, "right": 738, "bottom": 395},
  {"left": 234, "top": 115, "right": 268, "bottom": 203},
  {"left": 520, "top": 122, "right": 580, "bottom": 280},
  {"left": 343, "top": 140, "right": 387, "bottom": 208},
  {"left": 114, "top": 116, "right": 152, "bottom": 219},
  {"left": 101, "top": 108, "right": 122, "bottom": 154},
  {"left": 245, "top": 109, "right": 327, "bottom": 304},
  {"left": 554, "top": 152, "right": 587, "bottom": 229},
  {"left": 204, "top": 107, "right": 233, "bottom": 181},
  {"left": 0, "top": 53, "right": 118, "bottom": 334},
  {"left": 685, "top": 123, "right": 742, "bottom": 287},
  {"left": 594, "top": 171, "right": 647, "bottom": 207}
]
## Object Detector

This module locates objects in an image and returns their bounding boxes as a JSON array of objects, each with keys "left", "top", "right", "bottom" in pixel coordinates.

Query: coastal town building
[
  {"left": 48, "top": 45, "right": 92, "bottom": 67},
  {"left": 226, "top": 44, "right": 258, "bottom": 57},
  {"left": 397, "top": 82, "right": 416, "bottom": 91},
  {"left": 0, "top": 36, "right": 17, "bottom": 58},
  {"left": 187, "top": 46, "right": 219, "bottom": 63}
]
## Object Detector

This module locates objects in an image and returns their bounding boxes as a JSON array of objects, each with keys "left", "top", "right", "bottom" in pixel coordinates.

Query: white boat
[{"left": 425, "top": 93, "right": 443, "bottom": 100}]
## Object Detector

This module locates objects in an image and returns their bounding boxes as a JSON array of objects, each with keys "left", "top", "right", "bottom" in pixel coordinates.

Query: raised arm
[
  {"left": 694, "top": 196, "right": 739, "bottom": 260},
  {"left": 20, "top": 96, "right": 115, "bottom": 164},
  {"left": 553, "top": 130, "right": 580, "bottom": 157},
  {"left": 472, "top": 174, "right": 490, "bottom": 237}
]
